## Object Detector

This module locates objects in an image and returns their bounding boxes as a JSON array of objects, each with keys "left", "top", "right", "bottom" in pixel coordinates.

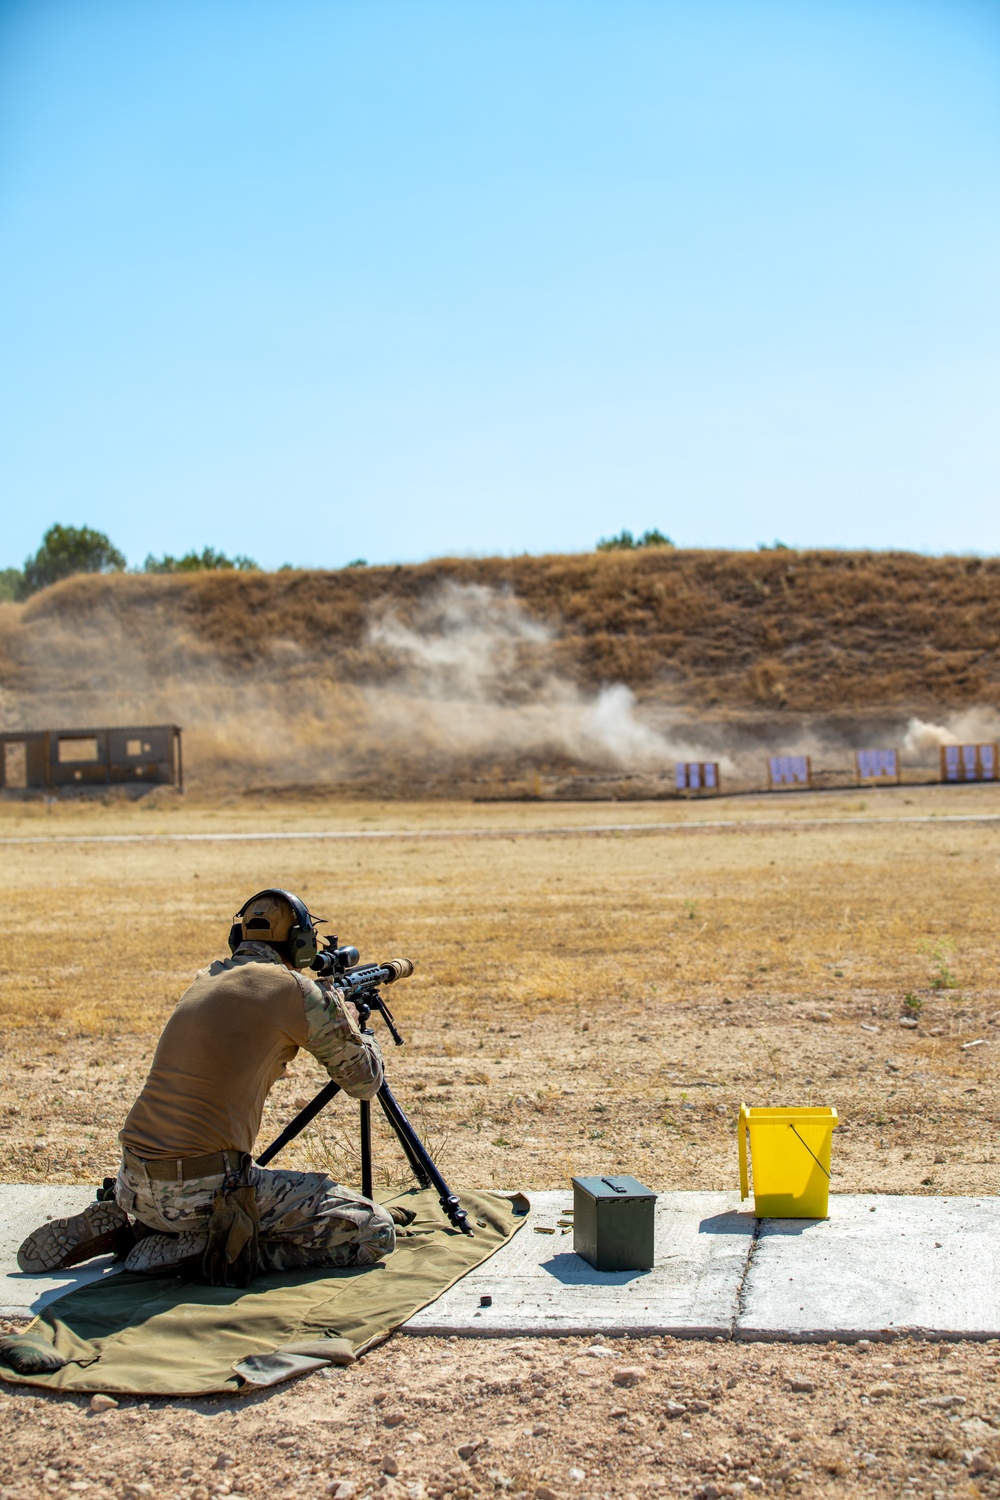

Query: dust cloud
[
  {"left": 0, "top": 583, "right": 719, "bottom": 792},
  {"left": 364, "top": 582, "right": 720, "bottom": 777},
  {"left": 900, "top": 710, "right": 1000, "bottom": 763}
]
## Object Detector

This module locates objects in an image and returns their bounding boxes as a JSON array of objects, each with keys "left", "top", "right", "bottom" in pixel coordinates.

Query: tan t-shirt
[{"left": 121, "top": 947, "right": 382, "bottom": 1159}]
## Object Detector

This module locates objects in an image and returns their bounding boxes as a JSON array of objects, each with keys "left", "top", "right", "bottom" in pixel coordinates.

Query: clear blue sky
[{"left": 1, "top": 0, "right": 998, "bottom": 571}]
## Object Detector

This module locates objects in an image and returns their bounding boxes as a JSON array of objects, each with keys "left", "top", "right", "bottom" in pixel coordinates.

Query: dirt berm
[{"left": 1, "top": 549, "right": 998, "bottom": 794}]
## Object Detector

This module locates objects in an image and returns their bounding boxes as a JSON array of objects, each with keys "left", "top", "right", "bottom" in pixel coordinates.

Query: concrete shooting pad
[
  {"left": 738, "top": 1193, "right": 1000, "bottom": 1343},
  {"left": 3, "top": 1186, "right": 1000, "bottom": 1341},
  {"left": 0, "top": 1186, "right": 754, "bottom": 1335},
  {"left": 403, "top": 1189, "right": 755, "bottom": 1338},
  {"left": 404, "top": 1190, "right": 1000, "bottom": 1341},
  {"left": 0, "top": 1184, "right": 120, "bottom": 1318}
]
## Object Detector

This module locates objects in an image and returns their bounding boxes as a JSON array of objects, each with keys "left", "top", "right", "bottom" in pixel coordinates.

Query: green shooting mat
[{"left": 0, "top": 1188, "right": 523, "bottom": 1397}]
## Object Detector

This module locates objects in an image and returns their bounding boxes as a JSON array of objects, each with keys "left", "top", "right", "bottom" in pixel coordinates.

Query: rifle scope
[{"left": 311, "top": 941, "right": 414, "bottom": 988}]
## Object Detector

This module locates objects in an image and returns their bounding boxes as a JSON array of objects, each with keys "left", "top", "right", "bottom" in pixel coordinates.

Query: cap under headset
[{"left": 228, "top": 889, "right": 320, "bottom": 970}]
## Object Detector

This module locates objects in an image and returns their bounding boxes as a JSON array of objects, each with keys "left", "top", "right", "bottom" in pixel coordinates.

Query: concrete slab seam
[{"left": 732, "top": 1215, "right": 762, "bottom": 1340}]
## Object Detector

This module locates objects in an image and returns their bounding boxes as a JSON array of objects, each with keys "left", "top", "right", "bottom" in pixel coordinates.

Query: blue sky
[{"left": 1, "top": 0, "right": 998, "bottom": 570}]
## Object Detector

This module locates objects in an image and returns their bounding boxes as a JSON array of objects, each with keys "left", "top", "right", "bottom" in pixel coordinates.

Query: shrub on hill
[
  {"left": 21, "top": 524, "right": 126, "bottom": 596},
  {"left": 597, "top": 528, "right": 673, "bottom": 551},
  {"left": 143, "top": 546, "right": 259, "bottom": 573},
  {"left": 0, "top": 568, "right": 24, "bottom": 603}
]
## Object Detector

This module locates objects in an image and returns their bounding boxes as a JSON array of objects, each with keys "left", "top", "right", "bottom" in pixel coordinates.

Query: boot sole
[
  {"left": 123, "top": 1230, "right": 206, "bottom": 1275},
  {"left": 17, "top": 1198, "right": 128, "bottom": 1273}
]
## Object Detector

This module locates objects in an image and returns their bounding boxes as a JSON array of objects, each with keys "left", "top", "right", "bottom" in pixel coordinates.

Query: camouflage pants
[{"left": 115, "top": 1156, "right": 395, "bottom": 1271}]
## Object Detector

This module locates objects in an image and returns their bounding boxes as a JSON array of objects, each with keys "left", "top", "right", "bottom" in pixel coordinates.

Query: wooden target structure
[
  {"left": 855, "top": 748, "right": 900, "bottom": 785},
  {"left": 675, "top": 761, "right": 720, "bottom": 794},
  {"left": 940, "top": 744, "right": 999, "bottom": 783},
  {"left": 768, "top": 754, "right": 811, "bottom": 790}
]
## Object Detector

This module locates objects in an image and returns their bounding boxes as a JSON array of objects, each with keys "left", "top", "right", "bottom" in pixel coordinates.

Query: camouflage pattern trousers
[{"left": 115, "top": 1155, "right": 395, "bottom": 1272}]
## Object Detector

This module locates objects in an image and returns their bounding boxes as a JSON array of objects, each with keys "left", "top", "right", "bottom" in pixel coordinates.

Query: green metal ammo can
[{"left": 571, "top": 1175, "right": 657, "bottom": 1272}]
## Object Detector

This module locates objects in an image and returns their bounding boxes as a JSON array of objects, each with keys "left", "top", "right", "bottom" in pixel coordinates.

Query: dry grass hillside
[
  {"left": 8, "top": 547, "right": 1000, "bottom": 707},
  {"left": 1, "top": 549, "right": 998, "bottom": 794}
]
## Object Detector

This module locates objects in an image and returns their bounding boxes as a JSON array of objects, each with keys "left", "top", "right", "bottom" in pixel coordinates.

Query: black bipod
[{"left": 257, "top": 992, "right": 473, "bottom": 1236}]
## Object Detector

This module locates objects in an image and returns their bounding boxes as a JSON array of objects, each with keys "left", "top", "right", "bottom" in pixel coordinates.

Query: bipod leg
[
  {"left": 360, "top": 1099, "right": 373, "bottom": 1200},
  {"left": 375, "top": 1090, "right": 432, "bottom": 1189},
  {"left": 257, "top": 1080, "right": 343, "bottom": 1167},
  {"left": 377, "top": 1081, "right": 473, "bottom": 1236}
]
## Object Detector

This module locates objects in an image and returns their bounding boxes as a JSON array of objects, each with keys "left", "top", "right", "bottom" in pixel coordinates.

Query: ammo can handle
[{"left": 738, "top": 1103, "right": 750, "bottom": 1201}]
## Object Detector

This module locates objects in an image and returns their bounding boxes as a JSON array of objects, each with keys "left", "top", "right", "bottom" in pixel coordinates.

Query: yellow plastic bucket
[{"left": 738, "top": 1104, "right": 838, "bottom": 1218}]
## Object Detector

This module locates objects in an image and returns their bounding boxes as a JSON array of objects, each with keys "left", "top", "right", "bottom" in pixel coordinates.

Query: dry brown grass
[{"left": 0, "top": 783, "right": 997, "bottom": 1198}]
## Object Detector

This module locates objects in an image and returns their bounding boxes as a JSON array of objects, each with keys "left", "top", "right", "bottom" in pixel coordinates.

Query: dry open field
[
  {"left": 2, "top": 782, "right": 1000, "bottom": 1498},
  {"left": 0, "top": 782, "right": 999, "bottom": 1197}
]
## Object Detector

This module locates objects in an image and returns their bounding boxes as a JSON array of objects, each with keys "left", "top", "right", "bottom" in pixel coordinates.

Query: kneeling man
[{"left": 19, "top": 890, "right": 396, "bottom": 1284}]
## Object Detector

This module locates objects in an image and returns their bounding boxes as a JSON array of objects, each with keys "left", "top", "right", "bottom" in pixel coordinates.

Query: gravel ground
[{"left": 3, "top": 1331, "right": 1000, "bottom": 1500}]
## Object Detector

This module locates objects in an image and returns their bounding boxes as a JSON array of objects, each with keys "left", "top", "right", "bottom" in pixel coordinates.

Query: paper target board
[
  {"left": 855, "top": 748, "right": 900, "bottom": 785},
  {"left": 768, "top": 754, "right": 811, "bottom": 789},
  {"left": 675, "top": 761, "right": 720, "bottom": 793},
  {"left": 940, "top": 744, "right": 999, "bottom": 783}
]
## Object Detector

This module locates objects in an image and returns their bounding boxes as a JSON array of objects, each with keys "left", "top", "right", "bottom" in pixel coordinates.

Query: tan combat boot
[{"left": 17, "top": 1198, "right": 130, "bottom": 1273}]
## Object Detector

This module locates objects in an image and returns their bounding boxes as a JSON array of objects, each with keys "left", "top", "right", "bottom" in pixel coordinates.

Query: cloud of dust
[
  {"left": 0, "top": 581, "right": 722, "bottom": 789},
  {"left": 738, "top": 707, "right": 1000, "bottom": 775},
  {"left": 900, "top": 709, "right": 1000, "bottom": 764},
  {"left": 365, "top": 582, "right": 722, "bottom": 774},
  {"left": 368, "top": 583, "right": 550, "bottom": 704}
]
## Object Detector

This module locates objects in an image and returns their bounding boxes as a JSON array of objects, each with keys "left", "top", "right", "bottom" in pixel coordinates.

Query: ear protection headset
[{"left": 228, "top": 888, "right": 319, "bottom": 970}]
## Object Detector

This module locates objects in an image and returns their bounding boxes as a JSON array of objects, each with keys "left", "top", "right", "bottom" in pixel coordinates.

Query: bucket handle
[
  {"left": 788, "top": 1121, "right": 831, "bottom": 1179},
  {"left": 738, "top": 1103, "right": 750, "bottom": 1200}
]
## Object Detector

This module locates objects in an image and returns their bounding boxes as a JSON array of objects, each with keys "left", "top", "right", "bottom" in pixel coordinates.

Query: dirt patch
[{"left": 3, "top": 1332, "right": 1000, "bottom": 1499}]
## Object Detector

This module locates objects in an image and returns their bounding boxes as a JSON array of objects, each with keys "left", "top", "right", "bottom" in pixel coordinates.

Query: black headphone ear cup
[
  {"left": 288, "top": 925, "right": 318, "bottom": 968},
  {"left": 228, "top": 922, "right": 243, "bottom": 954}
]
